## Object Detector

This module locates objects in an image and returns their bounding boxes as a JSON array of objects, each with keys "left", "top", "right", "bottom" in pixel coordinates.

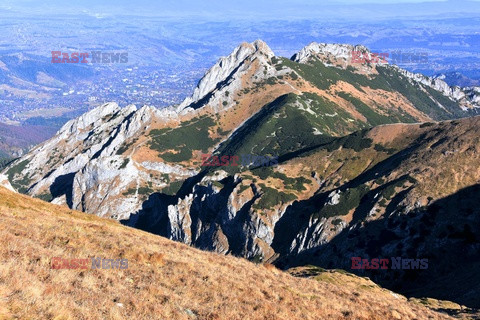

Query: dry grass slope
[{"left": 0, "top": 187, "right": 452, "bottom": 320}]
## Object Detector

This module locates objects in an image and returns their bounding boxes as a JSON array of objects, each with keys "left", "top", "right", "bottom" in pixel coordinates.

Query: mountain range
[{"left": 2, "top": 40, "right": 480, "bottom": 310}]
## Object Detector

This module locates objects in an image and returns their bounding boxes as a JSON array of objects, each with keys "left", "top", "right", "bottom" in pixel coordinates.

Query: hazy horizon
[{"left": 1, "top": 0, "right": 480, "bottom": 20}]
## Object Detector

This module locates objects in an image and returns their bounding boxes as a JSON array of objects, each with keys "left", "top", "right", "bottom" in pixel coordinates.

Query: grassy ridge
[{"left": 0, "top": 187, "right": 452, "bottom": 320}]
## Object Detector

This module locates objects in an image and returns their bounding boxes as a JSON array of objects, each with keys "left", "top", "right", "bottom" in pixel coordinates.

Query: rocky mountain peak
[
  {"left": 177, "top": 39, "right": 274, "bottom": 112},
  {"left": 60, "top": 102, "right": 122, "bottom": 133},
  {"left": 291, "top": 42, "right": 370, "bottom": 64},
  {"left": 290, "top": 42, "right": 480, "bottom": 109},
  {"left": 249, "top": 39, "right": 275, "bottom": 57}
]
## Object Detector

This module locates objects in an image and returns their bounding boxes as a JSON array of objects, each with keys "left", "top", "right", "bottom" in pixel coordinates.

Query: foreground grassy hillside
[{"left": 0, "top": 187, "right": 454, "bottom": 320}]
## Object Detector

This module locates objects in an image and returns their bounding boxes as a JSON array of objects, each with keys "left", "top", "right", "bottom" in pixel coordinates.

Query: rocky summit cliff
[{"left": 3, "top": 40, "right": 480, "bottom": 308}]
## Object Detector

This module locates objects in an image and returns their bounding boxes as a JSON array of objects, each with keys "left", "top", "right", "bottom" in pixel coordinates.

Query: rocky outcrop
[
  {"left": 1, "top": 102, "right": 186, "bottom": 219},
  {"left": 396, "top": 67, "right": 480, "bottom": 109},
  {"left": 292, "top": 42, "right": 480, "bottom": 110},
  {"left": 292, "top": 42, "right": 372, "bottom": 65},
  {"left": 0, "top": 173, "right": 15, "bottom": 192},
  {"left": 177, "top": 39, "right": 275, "bottom": 113}
]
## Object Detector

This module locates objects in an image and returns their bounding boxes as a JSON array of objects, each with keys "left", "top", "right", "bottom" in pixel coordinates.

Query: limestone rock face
[
  {"left": 178, "top": 39, "right": 275, "bottom": 113},
  {"left": 292, "top": 42, "right": 480, "bottom": 109},
  {"left": 396, "top": 67, "right": 480, "bottom": 109},
  {"left": 0, "top": 102, "right": 186, "bottom": 220},
  {"left": 0, "top": 173, "right": 15, "bottom": 192},
  {"left": 292, "top": 42, "right": 371, "bottom": 64}
]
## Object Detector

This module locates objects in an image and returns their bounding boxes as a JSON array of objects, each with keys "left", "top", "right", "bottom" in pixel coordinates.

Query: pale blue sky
[{"left": 1, "top": 0, "right": 479, "bottom": 20}]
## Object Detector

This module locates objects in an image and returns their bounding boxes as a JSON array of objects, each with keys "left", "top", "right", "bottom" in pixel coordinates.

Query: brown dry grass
[{"left": 0, "top": 187, "right": 453, "bottom": 320}]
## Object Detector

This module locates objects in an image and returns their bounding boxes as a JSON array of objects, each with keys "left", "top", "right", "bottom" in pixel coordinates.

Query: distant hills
[
  {"left": 5, "top": 0, "right": 480, "bottom": 20},
  {"left": 0, "top": 121, "right": 58, "bottom": 159}
]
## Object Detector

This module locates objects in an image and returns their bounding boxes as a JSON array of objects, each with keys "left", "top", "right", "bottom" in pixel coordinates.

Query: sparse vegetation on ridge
[{"left": 148, "top": 115, "right": 219, "bottom": 162}]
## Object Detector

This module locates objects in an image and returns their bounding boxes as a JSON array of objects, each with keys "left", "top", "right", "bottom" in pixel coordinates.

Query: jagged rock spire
[{"left": 178, "top": 40, "right": 274, "bottom": 112}]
